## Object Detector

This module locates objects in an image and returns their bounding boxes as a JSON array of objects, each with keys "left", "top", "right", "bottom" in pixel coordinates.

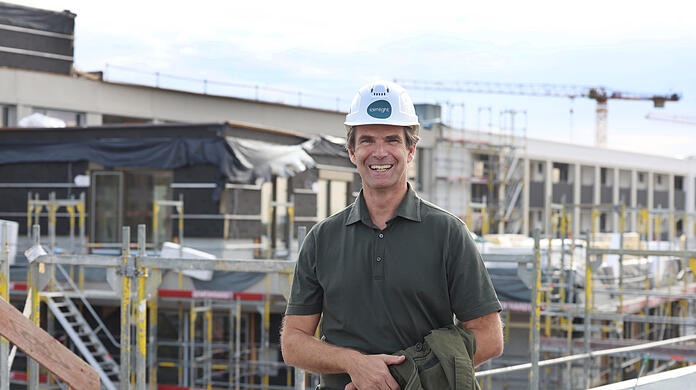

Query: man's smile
[{"left": 369, "top": 164, "right": 393, "bottom": 172}]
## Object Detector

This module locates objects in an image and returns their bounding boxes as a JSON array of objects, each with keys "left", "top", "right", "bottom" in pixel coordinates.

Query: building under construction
[{"left": 0, "top": 2, "right": 695, "bottom": 389}]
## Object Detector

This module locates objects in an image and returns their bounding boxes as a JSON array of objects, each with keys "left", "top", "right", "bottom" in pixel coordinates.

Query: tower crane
[
  {"left": 645, "top": 113, "right": 696, "bottom": 126},
  {"left": 394, "top": 79, "right": 680, "bottom": 147}
]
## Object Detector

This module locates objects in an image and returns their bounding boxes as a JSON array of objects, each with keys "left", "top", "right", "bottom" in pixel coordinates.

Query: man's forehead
[{"left": 354, "top": 124, "right": 405, "bottom": 138}]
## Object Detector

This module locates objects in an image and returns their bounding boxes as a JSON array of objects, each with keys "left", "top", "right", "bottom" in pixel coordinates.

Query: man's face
[{"left": 348, "top": 124, "right": 415, "bottom": 192}]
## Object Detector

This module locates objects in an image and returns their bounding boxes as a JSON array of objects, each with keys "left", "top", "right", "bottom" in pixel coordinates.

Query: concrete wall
[{"left": 0, "top": 67, "right": 346, "bottom": 137}]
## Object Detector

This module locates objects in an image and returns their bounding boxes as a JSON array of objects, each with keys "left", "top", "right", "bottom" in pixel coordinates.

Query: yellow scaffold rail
[
  {"left": 481, "top": 205, "right": 489, "bottom": 235},
  {"left": 638, "top": 208, "right": 649, "bottom": 237}
]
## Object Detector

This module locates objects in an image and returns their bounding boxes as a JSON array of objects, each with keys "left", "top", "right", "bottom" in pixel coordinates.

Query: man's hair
[{"left": 346, "top": 126, "right": 420, "bottom": 151}]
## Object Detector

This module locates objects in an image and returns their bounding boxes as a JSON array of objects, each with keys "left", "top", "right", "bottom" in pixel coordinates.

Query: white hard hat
[{"left": 344, "top": 80, "right": 419, "bottom": 133}]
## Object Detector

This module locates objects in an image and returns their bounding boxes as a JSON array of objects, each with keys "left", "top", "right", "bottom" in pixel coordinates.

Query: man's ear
[
  {"left": 348, "top": 147, "right": 357, "bottom": 165},
  {"left": 407, "top": 144, "right": 416, "bottom": 163}
]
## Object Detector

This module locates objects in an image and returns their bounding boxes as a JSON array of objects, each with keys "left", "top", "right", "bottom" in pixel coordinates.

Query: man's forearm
[
  {"left": 460, "top": 312, "right": 504, "bottom": 367},
  {"left": 281, "top": 327, "right": 360, "bottom": 374},
  {"left": 471, "top": 330, "right": 502, "bottom": 367}
]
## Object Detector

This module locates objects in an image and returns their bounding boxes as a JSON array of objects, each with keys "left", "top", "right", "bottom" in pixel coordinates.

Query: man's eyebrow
[
  {"left": 358, "top": 134, "right": 374, "bottom": 141},
  {"left": 385, "top": 135, "right": 403, "bottom": 141}
]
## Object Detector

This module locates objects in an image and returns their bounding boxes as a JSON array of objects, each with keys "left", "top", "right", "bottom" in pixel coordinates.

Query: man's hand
[{"left": 344, "top": 354, "right": 405, "bottom": 390}]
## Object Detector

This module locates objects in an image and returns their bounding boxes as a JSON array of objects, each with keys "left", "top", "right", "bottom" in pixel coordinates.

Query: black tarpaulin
[
  {"left": 0, "top": 137, "right": 251, "bottom": 200},
  {"left": 0, "top": 2, "right": 75, "bottom": 34}
]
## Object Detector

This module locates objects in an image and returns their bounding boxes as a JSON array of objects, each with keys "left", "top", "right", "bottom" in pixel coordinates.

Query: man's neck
[{"left": 363, "top": 183, "right": 408, "bottom": 230}]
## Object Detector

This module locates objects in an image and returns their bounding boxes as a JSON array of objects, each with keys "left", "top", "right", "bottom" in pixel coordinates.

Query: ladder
[
  {"left": 45, "top": 293, "right": 119, "bottom": 390},
  {"left": 42, "top": 264, "right": 120, "bottom": 390}
]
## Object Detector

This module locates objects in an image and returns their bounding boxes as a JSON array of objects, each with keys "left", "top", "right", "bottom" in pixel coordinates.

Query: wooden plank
[{"left": 0, "top": 298, "right": 99, "bottom": 389}]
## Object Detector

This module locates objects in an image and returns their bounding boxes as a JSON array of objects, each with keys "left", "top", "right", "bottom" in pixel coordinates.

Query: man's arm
[
  {"left": 460, "top": 311, "right": 503, "bottom": 367},
  {"left": 281, "top": 314, "right": 404, "bottom": 389}
]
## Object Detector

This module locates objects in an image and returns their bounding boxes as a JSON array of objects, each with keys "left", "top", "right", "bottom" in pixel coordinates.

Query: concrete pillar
[
  {"left": 648, "top": 172, "right": 654, "bottom": 239},
  {"left": 522, "top": 157, "right": 530, "bottom": 236},
  {"left": 668, "top": 173, "right": 675, "bottom": 242},
  {"left": 687, "top": 172, "right": 695, "bottom": 241},
  {"left": 85, "top": 112, "right": 103, "bottom": 126},
  {"left": 613, "top": 167, "right": 620, "bottom": 231},
  {"left": 630, "top": 170, "right": 638, "bottom": 232},
  {"left": 545, "top": 160, "right": 553, "bottom": 235},
  {"left": 17, "top": 104, "right": 32, "bottom": 121},
  {"left": 594, "top": 166, "right": 601, "bottom": 232}
]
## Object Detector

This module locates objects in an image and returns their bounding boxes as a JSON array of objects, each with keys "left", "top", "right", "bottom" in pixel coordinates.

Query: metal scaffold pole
[
  {"left": 148, "top": 289, "right": 158, "bottom": 390},
  {"left": 530, "top": 229, "right": 541, "bottom": 390},
  {"left": 28, "top": 225, "right": 41, "bottom": 390},
  {"left": 235, "top": 296, "right": 241, "bottom": 390},
  {"left": 136, "top": 225, "right": 147, "bottom": 390},
  {"left": 204, "top": 304, "right": 212, "bottom": 390},
  {"left": 228, "top": 304, "right": 235, "bottom": 389},
  {"left": 0, "top": 222, "right": 9, "bottom": 390},
  {"left": 120, "top": 226, "right": 133, "bottom": 390},
  {"left": 565, "top": 210, "right": 575, "bottom": 390},
  {"left": 583, "top": 230, "right": 592, "bottom": 390},
  {"left": 263, "top": 275, "right": 271, "bottom": 388}
]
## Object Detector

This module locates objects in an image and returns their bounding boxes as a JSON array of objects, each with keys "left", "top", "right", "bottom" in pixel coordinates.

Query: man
[{"left": 281, "top": 81, "right": 503, "bottom": 390}]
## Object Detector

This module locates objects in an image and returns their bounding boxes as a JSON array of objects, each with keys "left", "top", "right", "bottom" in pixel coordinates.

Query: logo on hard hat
[{"left": 367, "top": 100, "right": 392, "bottom": 119}]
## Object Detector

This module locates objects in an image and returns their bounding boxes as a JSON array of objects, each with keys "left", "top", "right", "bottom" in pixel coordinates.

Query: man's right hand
[{"left": 344, "top": 354, "right": 405, "bottom": 390}]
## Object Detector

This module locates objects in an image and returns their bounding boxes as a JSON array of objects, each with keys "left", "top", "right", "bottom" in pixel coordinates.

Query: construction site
[{"left": 1, "top": 2, "right": 695, "bottom": 390}]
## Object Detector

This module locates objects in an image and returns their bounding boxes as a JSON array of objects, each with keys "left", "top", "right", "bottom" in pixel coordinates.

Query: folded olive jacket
[{"left": 320, "top": 324, "right": 479, "bottom": 390}]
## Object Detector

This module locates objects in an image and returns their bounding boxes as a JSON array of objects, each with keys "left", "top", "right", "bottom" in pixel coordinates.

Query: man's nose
[{"left": 373, "top": 141, "right": 388, "bottom": 157}]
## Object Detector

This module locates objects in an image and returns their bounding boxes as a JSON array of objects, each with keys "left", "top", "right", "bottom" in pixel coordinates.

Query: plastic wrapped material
[
  {"left": 301, "top": 135, "right": 348, "bottom": 158},
  {"left": 226, "top": 137, "right": 315, "bottom": 181},
  {"left": 0, "top": 219, "right": 18, "bottom": 265},
  {"left": 18, "top": 113, "right": 66, "bottom": 128},
  {"left": 160, "top": 242, "right": 215, "bottom": 281}
]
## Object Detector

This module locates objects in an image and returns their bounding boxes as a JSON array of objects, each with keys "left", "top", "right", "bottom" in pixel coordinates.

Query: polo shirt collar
[{"left": 345, "top": 183, "right": 422, "bottom": 226}]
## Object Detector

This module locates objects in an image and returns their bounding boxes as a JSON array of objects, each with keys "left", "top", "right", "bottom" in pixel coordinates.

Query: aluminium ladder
[
  {"left": 42, "top": 264, "right": 120, "bottom": 390},
  {"left": 44, "top": 293, "right": 119, "bottom": 390}
]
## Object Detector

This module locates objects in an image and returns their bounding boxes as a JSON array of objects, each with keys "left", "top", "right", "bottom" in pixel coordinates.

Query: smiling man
[{"left": 281, "top": 81, "right": 503, "bottom": 390}]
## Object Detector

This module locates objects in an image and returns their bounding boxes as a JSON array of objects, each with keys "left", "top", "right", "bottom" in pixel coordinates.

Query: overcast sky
[{"left": 13, "top": 0, "right": 696, "bottom": 157}]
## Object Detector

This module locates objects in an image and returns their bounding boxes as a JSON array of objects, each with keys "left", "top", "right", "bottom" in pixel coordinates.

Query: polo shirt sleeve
[
  {"left": 446, "top": 222, "right": 502, "bottom": 322},
  {"left": 285, "top": 229, "right": 323, "bottom": 315}
]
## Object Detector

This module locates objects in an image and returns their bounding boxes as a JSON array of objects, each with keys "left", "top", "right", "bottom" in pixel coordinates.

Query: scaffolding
[
  {"left": 432, "top": 112, "right": 527, "bottom": 235},
  {"left": 3, "top": 222, "right": 302, "bottom": 390},
  {"left": 531, "top": 201, "right": 696, "bottom": 389},
  {"left": 3, "top": 206, "right": 695, "bottom": 389}
]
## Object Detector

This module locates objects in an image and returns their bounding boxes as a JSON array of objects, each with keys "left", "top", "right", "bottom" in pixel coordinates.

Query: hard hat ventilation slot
[{"left": 371, "top": 84, "right": 389, "bottom": 97}]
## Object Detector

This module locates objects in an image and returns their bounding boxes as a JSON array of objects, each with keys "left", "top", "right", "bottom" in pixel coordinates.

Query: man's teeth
[{"left": 370, "top": 164, "right": 393, "bottom": 171}]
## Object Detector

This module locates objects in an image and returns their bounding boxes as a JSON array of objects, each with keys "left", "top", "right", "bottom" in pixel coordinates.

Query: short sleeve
[
  {"left": 285, "top": 229, "right": 323, "bottom": 315},
  {"left": 447, "top": 222, "right": 501, "bottom": 322}
]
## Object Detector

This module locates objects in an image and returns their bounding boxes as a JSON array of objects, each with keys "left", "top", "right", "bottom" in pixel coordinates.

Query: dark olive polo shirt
[{"left": 286, "top": 184, "right": 501, "bottom": 355}]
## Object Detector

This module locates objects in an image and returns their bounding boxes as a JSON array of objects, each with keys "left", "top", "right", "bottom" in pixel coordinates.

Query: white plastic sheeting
[
  {"left": 226, "top": 137, "right": 315, "bottom": 181},
  {"left": 18, "top": 113, "right": 66, "bottom": 128},
  {"left": 160, "top": 242, "right": 215, "bottom": 281}
]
